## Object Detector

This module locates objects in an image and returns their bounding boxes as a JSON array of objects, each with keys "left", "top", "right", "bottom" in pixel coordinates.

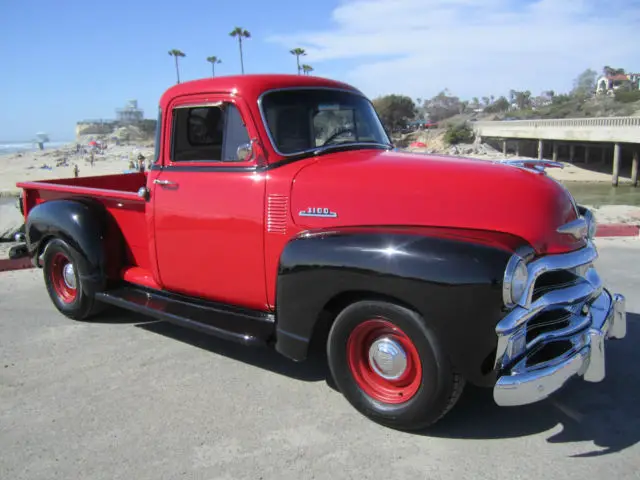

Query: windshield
[{"left": 260, "top": 88, "right": 391, "bottom": 155}]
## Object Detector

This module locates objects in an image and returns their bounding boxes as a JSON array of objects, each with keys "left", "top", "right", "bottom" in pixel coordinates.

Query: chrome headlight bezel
[{"left": 503, "top": 254, "right": 529, "bottom": 308}]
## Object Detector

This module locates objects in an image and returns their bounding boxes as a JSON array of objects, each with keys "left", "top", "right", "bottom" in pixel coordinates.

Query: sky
[{"left": 1, "top": 0, "right": 639, "bottom": 142}]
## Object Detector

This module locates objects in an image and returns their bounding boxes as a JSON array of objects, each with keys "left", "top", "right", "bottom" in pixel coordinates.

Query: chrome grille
[
  {"left": 525, "top": 308, "right": 572, "bottom": 343},
  {"left": 495, "top": 241, "right": 601, "bottom": 373},
  {"left": 531, "top": 270, "right": 581, "bottom": 301}
]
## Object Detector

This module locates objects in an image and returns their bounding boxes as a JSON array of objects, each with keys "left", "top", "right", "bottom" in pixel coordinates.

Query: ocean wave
[{"left": 0, "top": 141, "right": 72, "bottom": 155}]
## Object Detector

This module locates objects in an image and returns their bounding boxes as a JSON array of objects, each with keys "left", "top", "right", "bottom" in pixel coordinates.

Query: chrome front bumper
[{"left": 493, "top": 241, "right": 627, "bottom": 407}]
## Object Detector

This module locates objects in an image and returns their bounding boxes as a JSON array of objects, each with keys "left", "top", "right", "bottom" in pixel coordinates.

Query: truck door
[{"left": 151, "top": 94, "right": 268, "bottom": 311}]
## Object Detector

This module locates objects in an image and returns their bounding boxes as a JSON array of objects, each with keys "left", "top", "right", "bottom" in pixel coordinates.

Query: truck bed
[{"left": 17, "top": 172, "right": 151, "bottom": 277}]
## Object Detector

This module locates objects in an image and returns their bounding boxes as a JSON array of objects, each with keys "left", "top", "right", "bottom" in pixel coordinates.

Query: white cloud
[{"left": 268, "top": 0, "right": 640, "bottom": 100}]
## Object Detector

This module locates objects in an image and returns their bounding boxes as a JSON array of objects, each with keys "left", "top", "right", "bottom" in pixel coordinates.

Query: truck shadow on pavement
[
  {"left": 134, "top": 320, "right": 331, "bottom": 383},
  {"left": 426, "top": 312, "right": 640, "bottom": 457}
]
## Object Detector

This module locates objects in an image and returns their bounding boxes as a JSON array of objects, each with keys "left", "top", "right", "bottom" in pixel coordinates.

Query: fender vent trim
[{"left": 267, "top": 194, "right": 288, "bottom": 234}]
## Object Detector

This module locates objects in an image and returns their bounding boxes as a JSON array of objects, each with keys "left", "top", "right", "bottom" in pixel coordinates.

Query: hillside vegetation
[{"left": 372, "top": 66, "right": 640, "bottom": 140}]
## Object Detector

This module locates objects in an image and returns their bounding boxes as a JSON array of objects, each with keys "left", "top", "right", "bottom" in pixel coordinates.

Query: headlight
[{"left": 503, "top": 255, "right": 529, "bottom": 307}]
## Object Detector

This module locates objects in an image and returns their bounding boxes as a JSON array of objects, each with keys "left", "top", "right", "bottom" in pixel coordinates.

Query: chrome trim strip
[
  {"left": 493, "top": 289, "right": 627, "bottom": 407},
  {"left": 173, "top": 101, "right": 224, "bottom": 109},
  {"left": 256, "top": 86, "right": 392, "bottom": 158}
]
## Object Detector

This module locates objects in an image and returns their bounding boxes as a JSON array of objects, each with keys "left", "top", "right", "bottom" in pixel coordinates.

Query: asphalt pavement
[{"left": 1, "top": 238, "right": 639, "bottom": 480}]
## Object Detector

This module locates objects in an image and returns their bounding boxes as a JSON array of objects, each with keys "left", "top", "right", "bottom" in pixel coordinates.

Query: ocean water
[{"left": 0, "top": 141, "right": 72, "bottom": 155}]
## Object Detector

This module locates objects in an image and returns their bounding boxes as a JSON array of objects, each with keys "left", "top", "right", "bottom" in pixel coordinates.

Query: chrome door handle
[{"left": 153, "top": 179, "right": 176, "bottom": 185}]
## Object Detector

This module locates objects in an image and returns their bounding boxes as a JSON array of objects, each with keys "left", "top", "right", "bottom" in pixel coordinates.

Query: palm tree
[
  {"left": 229, "top": 27, "right": 251, "bottom": 74},
  {"left": 290, "top": 48, "right": 306, "bottom": 74},
  {"left": 168, "top": 49, "right": 186, "bottom": 84},
  {"left": 301, "top": 64, "right": 314, "bottom": 75},
  {"left": 206, "top": 56, "right": 222, "bottom": 77}
]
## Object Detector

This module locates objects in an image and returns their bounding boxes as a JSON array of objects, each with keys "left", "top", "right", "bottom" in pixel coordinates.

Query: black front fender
[
  {"left": 275, "top": 229, "right": 521, "bottom": 387},
  {"left": 25, "top": 199, "right": 109, "bottom": 294}
]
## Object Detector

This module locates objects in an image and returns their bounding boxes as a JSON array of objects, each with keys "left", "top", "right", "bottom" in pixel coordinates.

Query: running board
[{"left": 95, "top": 286, "right": 275, "bottom": 346}]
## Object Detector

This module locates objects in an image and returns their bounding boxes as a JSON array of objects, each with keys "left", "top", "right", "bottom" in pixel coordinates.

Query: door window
[{"left": 172, "top": 102, "right": 250, "bottom": 162}]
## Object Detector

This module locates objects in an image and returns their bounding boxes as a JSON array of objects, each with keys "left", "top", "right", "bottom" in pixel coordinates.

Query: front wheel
[
  {"left": 327, "top": 300, "right": 465, "bottom": 431},
  {"left": 42, "top": 238, "right": 103, "bottom": 321}
]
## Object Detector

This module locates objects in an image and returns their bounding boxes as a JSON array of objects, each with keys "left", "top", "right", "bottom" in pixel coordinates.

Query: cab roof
[{"left": 159, "top": 74, "right": 363, "bottom": 108}]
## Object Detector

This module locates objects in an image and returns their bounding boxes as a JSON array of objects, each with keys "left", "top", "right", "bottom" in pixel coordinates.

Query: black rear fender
[
  {"left": 275, "top": 229, "right": 522, "bottom": 387},
  {"left": 25, "top": 199, "right": 112, "bottom": 295}
]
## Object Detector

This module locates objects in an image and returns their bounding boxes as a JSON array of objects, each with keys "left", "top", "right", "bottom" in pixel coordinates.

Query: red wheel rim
[
  {"left": 346, "top": 319, "right": 422, "bottom": 404},
  {"left": 49, "top": 252, "right": 77, "bottom": 304}
]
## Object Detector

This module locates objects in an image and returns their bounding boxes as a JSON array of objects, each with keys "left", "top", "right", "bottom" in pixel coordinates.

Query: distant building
[
  {"left": 116, "top": 100, "right": 144, "bottom": 124},
  {"left": 596, "top": 73, "right": 640, "bottom": 95},
  {"left": 76, "top": 99, "right": 146, "bottom": 139}
]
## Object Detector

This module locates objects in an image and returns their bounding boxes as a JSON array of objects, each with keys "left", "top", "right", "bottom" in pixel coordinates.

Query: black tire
[
  {"left": 326, "top": 300, "right": 465, "bottom": 431},
  {"left": 42, "top": 238, "right": 104, "bottom": 321}
]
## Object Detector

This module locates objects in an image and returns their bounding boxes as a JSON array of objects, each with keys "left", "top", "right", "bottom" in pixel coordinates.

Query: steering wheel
[{"left": 322, "top": 126, "right": 356, "bottom": 146}]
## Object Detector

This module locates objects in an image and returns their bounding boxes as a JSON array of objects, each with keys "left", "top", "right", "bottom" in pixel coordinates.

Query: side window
[{"left": 172, "top": 102, "right": 250, "bottom": 162}]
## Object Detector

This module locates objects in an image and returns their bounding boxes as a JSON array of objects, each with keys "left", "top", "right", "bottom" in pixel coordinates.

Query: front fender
[
  {"left": 25, "top": 199, "right": 109, "bottom": 294},
  {"left": 275, "top": 228, "right": 524, "bottom": 387}
]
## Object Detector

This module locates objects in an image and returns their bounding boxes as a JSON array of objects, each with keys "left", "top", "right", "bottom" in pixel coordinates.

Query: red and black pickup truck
[{"left": 15, "top": 74, "right": 627, "bottom": 431}]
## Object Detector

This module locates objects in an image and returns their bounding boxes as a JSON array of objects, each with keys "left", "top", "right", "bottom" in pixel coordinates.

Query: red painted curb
[
  {"left": 595, "top": 224, "right": 640, "bottom": 238},
  {"left": 0, "top": 257, "right": 33, "bottom": 273}
]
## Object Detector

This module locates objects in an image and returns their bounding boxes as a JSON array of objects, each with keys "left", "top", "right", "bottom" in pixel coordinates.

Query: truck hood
[{"left": 290, "top": 149, "right": 585, "bottom": 254}]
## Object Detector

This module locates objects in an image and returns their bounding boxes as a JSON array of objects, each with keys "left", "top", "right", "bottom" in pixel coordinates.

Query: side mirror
[{"left": 236, "top": 142, "right": 253, "bottom": 162}]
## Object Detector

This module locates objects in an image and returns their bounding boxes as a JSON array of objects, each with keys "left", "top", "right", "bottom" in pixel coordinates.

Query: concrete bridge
[{"left": 473, "top": 117, "right": 640, "bottom": 186}]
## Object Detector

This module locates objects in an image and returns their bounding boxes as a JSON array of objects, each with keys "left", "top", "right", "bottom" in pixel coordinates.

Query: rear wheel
[
  {"left": 327, "top": 300, "right": 465, "bottom": 431},
  {"left": 43, "top": 238, "right": 103, "bottom": 321}
]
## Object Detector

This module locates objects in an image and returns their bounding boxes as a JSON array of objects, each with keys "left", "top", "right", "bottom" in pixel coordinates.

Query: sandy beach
[{"left": 0, "top": 142, "right": 154, "bottom": 196}]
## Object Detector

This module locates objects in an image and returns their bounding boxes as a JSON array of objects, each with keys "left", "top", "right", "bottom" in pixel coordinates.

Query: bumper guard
[{"left": 494, "top": 289, "right": 626, "bottom": 406}]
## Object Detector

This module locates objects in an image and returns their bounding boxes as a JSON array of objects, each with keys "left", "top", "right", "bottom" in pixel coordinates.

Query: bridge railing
[{"left": 474, "top": 117, "right": 640, "bottom": 128}]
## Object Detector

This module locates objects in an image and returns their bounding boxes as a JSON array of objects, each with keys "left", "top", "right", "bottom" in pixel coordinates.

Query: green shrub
[
  {"left": 614, "top": 90, "right": 640, "bottom": 103},
  {"left": 444, "top": 122, "right": 474, "bottom": 145}
]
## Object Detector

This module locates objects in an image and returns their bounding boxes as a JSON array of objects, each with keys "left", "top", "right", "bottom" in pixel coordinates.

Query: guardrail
[{"left": 474, "top": 116, "right": 640, "bottom": 128}]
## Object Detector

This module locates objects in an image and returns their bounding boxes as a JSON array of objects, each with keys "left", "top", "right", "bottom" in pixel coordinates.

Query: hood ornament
[{"left": 498, "top": 159, "right": 564, "bottom": 175}]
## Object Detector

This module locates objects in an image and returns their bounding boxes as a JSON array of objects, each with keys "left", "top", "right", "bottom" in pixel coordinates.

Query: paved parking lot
[{"left": 1, "top": 238, "right": 639, "bottom": 480}]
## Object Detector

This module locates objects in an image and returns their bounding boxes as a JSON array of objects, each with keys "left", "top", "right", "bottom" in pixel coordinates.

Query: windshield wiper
[{"left": 312, "top": 142, "right": 393, "bottom": 156}]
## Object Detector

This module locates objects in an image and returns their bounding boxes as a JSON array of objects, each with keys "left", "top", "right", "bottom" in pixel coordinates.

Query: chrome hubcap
[
  {"left": 368, "top": 337, "right": 407, "bottom": 380},
  {"left": 62, "top": 263, "right": 76, "bottom": 289}
]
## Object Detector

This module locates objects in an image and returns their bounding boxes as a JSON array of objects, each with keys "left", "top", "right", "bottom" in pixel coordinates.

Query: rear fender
[
  {"left": 25, "top": 199, "right": 110, "bottom": 295},
  {"left": 275, "top": 228, "right": 525, "bottom": 386}
]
